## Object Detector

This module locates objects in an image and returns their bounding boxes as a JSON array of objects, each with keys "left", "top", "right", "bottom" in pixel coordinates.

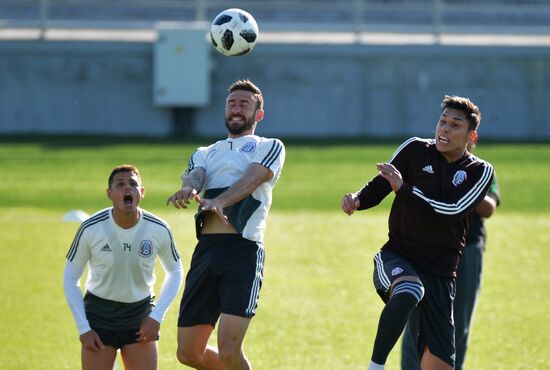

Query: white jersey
[
  {"left": 66, "top": 207, "right": 180, "bottom": 303},
  {"left": 185, "top": 134, "right": 285, "bottom": 242}
]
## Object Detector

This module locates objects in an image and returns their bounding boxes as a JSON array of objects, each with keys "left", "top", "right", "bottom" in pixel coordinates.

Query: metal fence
[{"left": 2, "top": 0, "right": 550, "bottom": 40}]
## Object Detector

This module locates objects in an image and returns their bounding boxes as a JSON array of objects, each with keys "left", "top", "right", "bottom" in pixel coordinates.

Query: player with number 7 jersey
[{"left": 166, "top": 79, "right": 285, "bottom": 370}]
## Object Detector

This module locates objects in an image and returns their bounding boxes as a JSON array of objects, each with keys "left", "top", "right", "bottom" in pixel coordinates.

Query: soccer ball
[{"left": 210, "top": 8, "right": 259, "bottom": 56}]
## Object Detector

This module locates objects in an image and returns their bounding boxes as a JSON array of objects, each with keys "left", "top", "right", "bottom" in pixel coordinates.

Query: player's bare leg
[
  {"left": 217, "top": 314, "right": 251, "bottom": 370},
  {"left": 120, "top": 341, "right": 158, "bottom": 370},
  {"left": 177, "top": 325, "right": 226, "bottom": 370},
  {"left": 420, "top": 346, "right": 453, "bottom": 370},
  {"left": 82, "top": 345, "right": 117, "bottom": 370}
]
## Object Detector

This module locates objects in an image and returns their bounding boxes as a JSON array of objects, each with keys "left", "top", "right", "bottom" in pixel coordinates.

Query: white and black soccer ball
[{"left": 210, "top": 8, "right": 259, "bottom": 56}]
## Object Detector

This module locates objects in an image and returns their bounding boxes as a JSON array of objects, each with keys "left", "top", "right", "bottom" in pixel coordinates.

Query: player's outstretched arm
[
  {"left": 196, "top": 163, "right": 273, "bottom": 224},
  {"left": 166, "top": 167, "right": 206, "bottom": 209}
]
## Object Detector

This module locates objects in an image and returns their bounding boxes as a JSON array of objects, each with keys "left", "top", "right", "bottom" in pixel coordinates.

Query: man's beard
[{"left": 225, "top": 114, "right": 255, "bottom": 135}]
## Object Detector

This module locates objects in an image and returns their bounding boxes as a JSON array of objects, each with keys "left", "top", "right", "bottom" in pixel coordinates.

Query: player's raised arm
[
  {"left": 196, "top": 162, "right": 273, "bottom": 224},
  {"left": 166, "top": 167, "right": 206, "bottom": 209}
]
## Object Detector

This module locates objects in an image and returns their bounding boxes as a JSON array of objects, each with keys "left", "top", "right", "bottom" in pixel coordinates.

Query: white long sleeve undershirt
[
  {"left": 63, "top": 259, "right": 183, "bottom": 334},
  {"left": 62, "top": 261, "right": 91, "bottom": 335},
  {"left": 148, "top": 259, "right": 183, "bottom": 323}
]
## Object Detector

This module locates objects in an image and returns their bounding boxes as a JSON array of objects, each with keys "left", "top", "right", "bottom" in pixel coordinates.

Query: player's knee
[
  {"left": 391, "top": 279, "right": 425, "bottom": 304},
  {"left": 176, "top": 347, "right": 202, "bottom": 367},
  {"left": 218, "top": 342, "right": 244, "bottom": 366}
]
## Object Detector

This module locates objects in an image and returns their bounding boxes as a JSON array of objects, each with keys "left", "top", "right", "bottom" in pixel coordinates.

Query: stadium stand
[{"left": 1, "top": 0, "right": 550, "bottom": 33}]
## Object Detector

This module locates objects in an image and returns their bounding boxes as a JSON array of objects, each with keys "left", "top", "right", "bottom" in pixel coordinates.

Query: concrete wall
[
  {"left": 1, "top": 38, "right": 550, "bottom": 139},
  {"left": 0, "top": 41, "right": 172, "bottom": 136}
]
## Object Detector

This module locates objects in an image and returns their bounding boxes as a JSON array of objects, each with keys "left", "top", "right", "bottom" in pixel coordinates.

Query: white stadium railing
[{"left": 1, "top": 0, "right": 550, "bottom": 41}]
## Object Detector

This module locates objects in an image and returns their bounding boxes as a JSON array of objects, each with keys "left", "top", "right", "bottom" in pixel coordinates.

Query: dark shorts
[
  {"left": 178, "top": 234, "right": 265, "bottom": 327},
  {"left": 373, "top": 249, "right": 419, "bottom": 302},
  {"left": 84, "top": 292, "right": 157, "bottom": 349},
  {"left": 373, "top": 250, "right": 456, "bottom": 367},
  {"left": 92, "top": 326, "right": 159, "bottom": 349}
]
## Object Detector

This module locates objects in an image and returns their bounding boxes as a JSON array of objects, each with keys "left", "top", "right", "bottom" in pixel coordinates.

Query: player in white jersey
[
  {"left": 63, "top": 164, "right": 183, "bottom": 370},
  {"left": 167, "top": 79, "right": 285, "bottom": 370}
]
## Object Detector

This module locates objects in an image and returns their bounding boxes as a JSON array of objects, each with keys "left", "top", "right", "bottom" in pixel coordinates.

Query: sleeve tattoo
[{"left": 182, "top": 168, "right": 206, "bottom": 192}]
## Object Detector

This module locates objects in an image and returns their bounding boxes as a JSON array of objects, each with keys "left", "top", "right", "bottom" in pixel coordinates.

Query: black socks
[{"left": 371, "top": 293, "right": 418, "bottom": 365}]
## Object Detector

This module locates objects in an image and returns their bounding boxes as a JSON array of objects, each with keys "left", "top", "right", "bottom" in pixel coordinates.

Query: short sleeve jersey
[
  {"left": 66, "top": 208, "right": 180, "bottom": 303},
  {"left": 185, "top": 135, "right": 285, "bottom": 242},
  {"left": 357, "top": 137, "right": 494, "bottom": 277}
]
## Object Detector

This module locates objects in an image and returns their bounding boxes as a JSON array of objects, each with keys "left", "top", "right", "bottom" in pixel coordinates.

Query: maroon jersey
[{"left": 357, "top": 137, "right": 494, "bottom": 277}]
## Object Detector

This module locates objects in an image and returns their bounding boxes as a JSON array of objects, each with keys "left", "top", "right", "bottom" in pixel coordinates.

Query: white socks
[{"left": 368, "top": 361, "right": 385, "bottom": 370}]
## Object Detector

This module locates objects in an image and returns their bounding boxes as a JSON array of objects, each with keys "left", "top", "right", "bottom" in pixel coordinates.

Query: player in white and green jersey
[
  {"left": 185, "top": 133, "right": 284, "bottom": 242},
  {"left": 63, "top": 164, "right": 183, "bottom": 370},
  {"left": 167, "top": 79, "right": 285, "bottom": 370}
]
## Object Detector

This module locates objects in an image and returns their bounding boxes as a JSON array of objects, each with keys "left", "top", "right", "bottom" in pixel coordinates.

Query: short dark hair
[
  {"left": 228, "top": 79, "right": 264, "bottom": 110},
  {"left": 108, "top": 164, "right": 141, "bottom": 187},
  {"left": 441, "top": 95, "right": 481, "bottom": 131}
]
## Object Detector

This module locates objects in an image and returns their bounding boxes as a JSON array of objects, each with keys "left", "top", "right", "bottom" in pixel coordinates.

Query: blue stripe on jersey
[
  {"left": 142, "top": 213, "right": 180, "bottom": 261},
  {"left": 261, "top": 140, "right": 282, "bottom": 168},
  {"left": 66, "top": 210, "right": 110, "bottom": 261}
]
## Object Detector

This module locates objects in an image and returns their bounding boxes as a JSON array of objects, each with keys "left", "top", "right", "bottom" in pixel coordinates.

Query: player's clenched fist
[
  {"left": 341, "top": 192, "right": 360, "bottom": 216},
  {"left": 166, "top": 187, "right": 198, "bottom": 209}
]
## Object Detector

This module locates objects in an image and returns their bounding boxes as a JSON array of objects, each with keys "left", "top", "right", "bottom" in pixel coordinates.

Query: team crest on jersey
[
  {"left": 138, "top": 240, "right": 154, "bottom": 258},
  {"left": 452, "top": 170, "right": 467, "bottom": 187},
  {"left": 391, "top": 267, "right": 404, "bottom": 276},
  {"left": 239, "top": 142, "right": 256, "bottom": 153}
]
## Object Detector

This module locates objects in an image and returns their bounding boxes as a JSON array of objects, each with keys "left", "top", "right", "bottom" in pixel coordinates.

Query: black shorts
[
  {"left": 92, "top": 326, "right": 159, "bottom": 349},
  {"left": 178, "top": 234, "right": 265, "bottom": 327},
  {"left": 373, "top": 250, "right": 456, "bottom": 367},
  {"left": 84, "top": 292, "right": 157, "bottom": 349}
]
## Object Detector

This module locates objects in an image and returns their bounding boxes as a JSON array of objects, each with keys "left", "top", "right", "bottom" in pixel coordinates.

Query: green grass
[{"left": 0, "top": 138, "right": 549, "bottom": 369}]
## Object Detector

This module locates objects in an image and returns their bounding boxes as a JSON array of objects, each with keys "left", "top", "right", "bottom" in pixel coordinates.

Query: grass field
[{"left": 0, "top": 137, "right": 549, "bottom": 369}]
